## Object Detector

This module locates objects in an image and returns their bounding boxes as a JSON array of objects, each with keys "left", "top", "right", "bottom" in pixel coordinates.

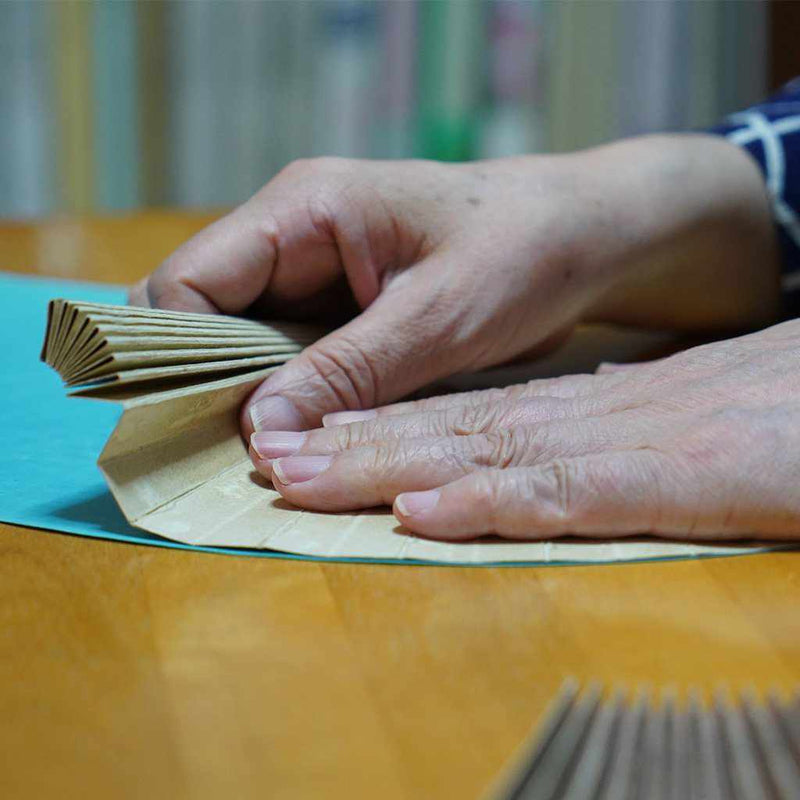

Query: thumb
[{"left": 240, "top": 270, "right": 460, "bottom": 435}]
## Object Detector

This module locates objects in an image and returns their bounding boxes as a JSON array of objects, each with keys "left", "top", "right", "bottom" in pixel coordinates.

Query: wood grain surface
[{"left": 1, "top": 214, "right": 798, "bottom": 800}]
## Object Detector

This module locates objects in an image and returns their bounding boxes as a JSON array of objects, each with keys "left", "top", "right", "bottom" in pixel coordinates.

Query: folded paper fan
[
  {"left": 42, "top": 299, "right": 320, "bottom": 392},
  {"left": 41, "top": 300, "right": 786, "bottom": 565}
]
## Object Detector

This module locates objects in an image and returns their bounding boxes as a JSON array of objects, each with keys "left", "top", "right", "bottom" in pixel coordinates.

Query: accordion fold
[{"left": 42, "top": 299, "right": 320, "bottom": 392}]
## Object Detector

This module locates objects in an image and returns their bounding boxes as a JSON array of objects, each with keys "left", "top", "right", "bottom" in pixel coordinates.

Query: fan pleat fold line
[{"left": 41, "top": 299, "right": 321, "bottom": 393}]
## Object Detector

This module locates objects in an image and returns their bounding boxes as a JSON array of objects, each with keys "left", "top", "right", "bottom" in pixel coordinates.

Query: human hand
[
  {"left": 131, "top": 135, "right": 778, "bottom": 436},
  {"left": 250, "top": 320, "right": 800, "bottom": 541}
]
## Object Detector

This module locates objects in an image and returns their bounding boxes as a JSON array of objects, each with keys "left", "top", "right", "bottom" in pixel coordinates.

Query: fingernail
[
  {"left": 322, "top": 409, "right": 378, "bottom": 427},
  {"left": 250, "top": 395, "right": 305, "bottom": 432},
  {"left": 251, "top": 431, "right": 306, "bottom": 459},
  {"left": 395, "top": 489, "right": 440, "bottom": 517},
  {"left": 272, "top": 455, "right": 332, "bottom": 485}
]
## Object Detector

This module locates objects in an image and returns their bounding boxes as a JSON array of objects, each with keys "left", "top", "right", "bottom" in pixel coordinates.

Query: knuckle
[
  {"left": 306, "top": 155, "right": 353, "bottom": 175},
  {"left": 539, "top": 459, "right": 574, "bottom": 519},
  {"left": 303, "top": 338, "right": 380, "bottom": 411},
  {"left": 270, "top": 158, "right": 314, "bottom": 189},
  {"left": 305, "top": 189, "right": 338, "bottom": 238},
  {"left": 330, "top": 421, "right": 359, "bottom": 451},
  {"left": 251, "top": 209, "right": 282, "bottom": 249},
  {"left": 281, "top": 156, "right": 356, "bottom": 186},
  {"left": 366, "top": 443, "right": 397, "bottom": 476},
  {"left": 277, "top": 157, "right": 319, "bottom": 178},
  {"left": 365, "top": 442, "right": 423, "bottom": 502},
  {"left": 330, "top": 418, "right": 390, "bottom": 452},
  {"left": 449, "top": 402, "right": 503, "bottom": 436},
  {"left": 424, "top": 410, "right": 465, "bottom": 439},
  {"left": 477, "top": 430, "right": 520, "bottom": 469},
  {"left": 274, "top": 158, "right": 356, "bottom": 200},
  {"left": 304, "top": 176, "right": 363, "bottom": 240},
  {"left": 280, "top": 157, "right": 310, "bottom": 175}
]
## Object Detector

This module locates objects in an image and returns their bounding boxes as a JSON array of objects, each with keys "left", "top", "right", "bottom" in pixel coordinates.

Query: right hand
[{"left": 130, "top": 135, "right": 778, "bottom": 436}]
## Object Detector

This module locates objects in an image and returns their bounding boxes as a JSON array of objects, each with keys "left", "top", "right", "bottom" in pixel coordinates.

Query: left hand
[
  {"left": 249, "top": 320, "right": 800, "bottom": 541},
  {"left": 130, "top": 135, "right": 778, "bottom": 436}
]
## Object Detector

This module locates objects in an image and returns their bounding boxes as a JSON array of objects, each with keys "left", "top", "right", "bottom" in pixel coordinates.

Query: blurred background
[{"left": 0, "top": 0, "right": 796, "bottom": 218}]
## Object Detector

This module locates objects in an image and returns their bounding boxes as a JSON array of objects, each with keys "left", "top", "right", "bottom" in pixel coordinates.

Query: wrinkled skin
[
  {"left": 250, "top": 322, "right": 800, "bottom": 540},
  {"left": 132, "top": 132, "right": 797, "bottom": 540}
]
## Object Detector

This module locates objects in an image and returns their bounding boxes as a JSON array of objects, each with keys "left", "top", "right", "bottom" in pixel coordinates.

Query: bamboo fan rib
[
  {"left": 41, "top": 300, "right": 320, "bottom": 392},
  {"left": 492, "top": 680, "right": 800, "bottom": 800}
]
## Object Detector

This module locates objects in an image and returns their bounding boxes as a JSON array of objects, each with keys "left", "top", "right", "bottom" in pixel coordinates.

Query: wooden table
[{"left": 2, "top": 213, "right": 799, "bottom": 800}]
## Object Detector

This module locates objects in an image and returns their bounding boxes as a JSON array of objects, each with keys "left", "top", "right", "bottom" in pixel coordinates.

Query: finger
[
  {"left": 320, "top": 373, "right": 622, "bottom": 427},
  {"left": 250, "top": 406, "right": 658, "bottom": 474},
  {"left": 251, "top": 438, "right": 466, "bottom": 512},
  {"left": 251, "top": 408, "right": 665, "bottom": 512},
  {"left": 248, "top": 387, "right": 605, "bottom": 451},
  {"left": 254, "top": 430, "right": 571, "bottom": 512},
  {"left": 239, "top": 251, "right": 517, "bottom": 434},
  {"left": 251, "top": 411, "right": 514, "bottom": 482},
  {"left": 392, "top": 448, "right": 777, "bottom": 541}
]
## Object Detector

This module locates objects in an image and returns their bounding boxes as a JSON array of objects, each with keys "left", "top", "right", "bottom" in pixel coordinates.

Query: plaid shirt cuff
[{"left": 709, "top": 78, "right": 800, "bottom": 319}]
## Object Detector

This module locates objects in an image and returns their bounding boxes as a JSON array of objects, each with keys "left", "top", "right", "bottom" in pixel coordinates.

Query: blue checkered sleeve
[{"left": 710, "top": 78, "right": 800, "bottom": 318}]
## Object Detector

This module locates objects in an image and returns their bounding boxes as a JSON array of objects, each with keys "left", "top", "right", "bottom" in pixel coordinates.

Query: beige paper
[
  {"left": 42, "top": 299, "right": 318, "bottom": 390},
  {"left": 42, "top": 300, "right": 782, "bottom": 565}
]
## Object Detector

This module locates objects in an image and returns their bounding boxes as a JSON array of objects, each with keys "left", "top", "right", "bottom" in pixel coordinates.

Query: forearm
[{"left": 580, "top": 133, "right": 781, "bottom": 331}]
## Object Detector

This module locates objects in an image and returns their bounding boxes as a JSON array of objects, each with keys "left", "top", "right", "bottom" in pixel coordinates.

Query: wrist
[{"left": 577, "top": 133, "right": 780, "bottom": 331}]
